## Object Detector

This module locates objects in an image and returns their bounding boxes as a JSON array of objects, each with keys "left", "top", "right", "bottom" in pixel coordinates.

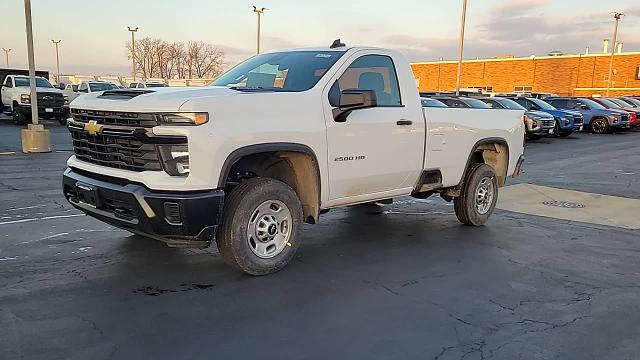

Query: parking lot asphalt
[{"left": 1, "top": 116, "right": 639, "bottom": 360}]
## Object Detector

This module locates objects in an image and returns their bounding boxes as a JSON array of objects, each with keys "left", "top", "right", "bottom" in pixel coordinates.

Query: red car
[{"left": 591, "top": 98, "right": 638, "bottom": 127}]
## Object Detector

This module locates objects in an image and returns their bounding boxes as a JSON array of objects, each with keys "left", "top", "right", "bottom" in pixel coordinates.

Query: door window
[
  {"left": 4, "top": 77, "right": 12, "bottom": 87},
  {"left": 330, "top": 55, "right": 402, "bottom": 107},
  {"left": 78, "top": 83, "right": 88, "bottom": 92}
]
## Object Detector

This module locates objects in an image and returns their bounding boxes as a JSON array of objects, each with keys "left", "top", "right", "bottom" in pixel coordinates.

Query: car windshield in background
[
  {"left": 89, "top": 83, "right": 117, "bottom": 92},
  {"left": 596, "top": 98, "right": 621, "bottom": 108},
  {"left": 463, "top": 98, "right": 491, "bottom": 108},
  {"left": 145, "top": 83, "right": 167, "bottom": 88},
  {"left": 421, "top": 98, "right": 448, "bottom": 108},
  {"left": 606, "top": 98, "right": 631, "bottom": 108},
  {"left": 621, "top": 97, "right": 640, "bottom": 107},
  {"left": 496, "top": 98, "right": 526, "bottom": 110},
  {"left": 580, "top": 99, "right": 606, "bottom": 109},
  {"left": 529, "top": 98, "right": 557, "bottom": 110},
  {"left": 14, "top": 77, "right": 53, "bottom": 88},
  {"left": 211, "top": 51, "right": 345, "bottom": 92}
]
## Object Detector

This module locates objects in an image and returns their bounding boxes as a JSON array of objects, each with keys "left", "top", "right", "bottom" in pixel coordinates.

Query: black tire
[
  {"left": 551, "top": 122, "right": 560, "bottom": 137},
  {"left": 590, "top": 118, "right": 609, "bottom": 134},
  {"left": 454, "top": 163, "right": 498, "bottom": 226},
  {"left": 558, "top": 131, "right": 572, "bottom": 138},
  {"left": 12, "top": 108, "right": 27, "bottom": 125},
  {"left": 56, "top": 114, "right": 66, "bottom": 125},
  {"left": 216, "top": 177, "right": 303, "bottom": 276}
]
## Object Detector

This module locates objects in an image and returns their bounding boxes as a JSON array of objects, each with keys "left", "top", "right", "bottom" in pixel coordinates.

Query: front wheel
[
  {"left": 454, "top": 163, "right": 498, "bottom": 226},
  {"left": 216, "top": 177, "right": 303, "bottom": 276},
  {"left": 590, "top": 118, "right": 609, "bottom": 134},
  {"left": 12, "top": 108, "right": 27, "bottom": 125}
]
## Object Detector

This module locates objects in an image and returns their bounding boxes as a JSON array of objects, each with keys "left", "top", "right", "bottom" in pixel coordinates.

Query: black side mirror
[
  {"left": 332, "top": 89, "right": 377, "bottom": 122},
  {"left": 58, "top": 83, "right": 65, "bottom": 90}
]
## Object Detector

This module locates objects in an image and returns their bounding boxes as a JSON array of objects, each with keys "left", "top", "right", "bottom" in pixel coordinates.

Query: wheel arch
[
  {"left": 218, "top": 143, "right": 322, "bottom": 224},
  {"left": 462, "top": 137, "right": 510, "bottom": 187}
]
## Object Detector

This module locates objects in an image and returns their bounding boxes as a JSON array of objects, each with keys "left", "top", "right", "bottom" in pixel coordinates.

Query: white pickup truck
[
  {"left": 64, "top": 81, "right": 120, "bottom": 103},
  {"left": 1, "top": 74, "right": 68, "bottom": 124},
  {"left": 63, "top": 43, "right": 525, "bottom": 275}
]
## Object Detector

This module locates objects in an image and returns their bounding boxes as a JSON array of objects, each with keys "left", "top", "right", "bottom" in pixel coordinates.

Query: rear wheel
[
  {"left": 216, "top": 177, "right": 303, "bottom": 276},
  {"left": 590, "top": 118, "right": 609, "bottom": 134},
  {"left": 454, "top": 163, "right": 498, "bottom": 226}
]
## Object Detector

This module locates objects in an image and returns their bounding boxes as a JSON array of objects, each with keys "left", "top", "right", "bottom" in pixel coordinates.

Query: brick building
[{"left": 411, "top": 52, "right": 640, "bottom": 97}]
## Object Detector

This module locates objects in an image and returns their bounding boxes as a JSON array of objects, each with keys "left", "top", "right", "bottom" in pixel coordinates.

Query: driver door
[
  {"left": 1, "top": 77, "right": 12, "bottom": 109},
  {"left": 322, "top": 52, "right": 424, "bottom": 204}
]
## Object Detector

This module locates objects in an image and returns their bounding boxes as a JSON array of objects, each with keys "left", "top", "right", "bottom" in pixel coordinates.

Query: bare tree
[{"left": 127, "top": 38, "right": 224, "bottom": 79}]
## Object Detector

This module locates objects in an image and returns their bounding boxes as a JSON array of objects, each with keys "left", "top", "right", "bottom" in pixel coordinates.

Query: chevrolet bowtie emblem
[{"left": 84, "top": 120, "right": 103, "bottom": 135}]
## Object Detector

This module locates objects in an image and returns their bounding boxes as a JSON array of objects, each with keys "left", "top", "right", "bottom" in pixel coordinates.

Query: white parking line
[{"left": 0, "top": 213, "right": 84, "bottom": 226}]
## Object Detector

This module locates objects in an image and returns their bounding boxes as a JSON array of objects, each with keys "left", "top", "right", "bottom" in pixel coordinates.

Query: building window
[
  {"left": 636, "top": 66, "right": 640, "bottom": 80},
  {"left": 467, "top": 86, "right": 493, "bottom": 93},
  {"left": 514, "top": 86, "right": 533, "bottom": 93}
]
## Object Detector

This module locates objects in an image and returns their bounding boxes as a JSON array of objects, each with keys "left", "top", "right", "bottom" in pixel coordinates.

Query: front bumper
[
  {"left": 16, "top": 104, "right": 68, "bottom": 118},
  {"left": 63, "top": 168, "right": 224, "bottom": 246}
]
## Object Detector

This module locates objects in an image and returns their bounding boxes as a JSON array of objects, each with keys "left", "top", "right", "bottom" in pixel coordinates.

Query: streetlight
[
  {"left": 1, "top": 48, "right": 11, "bottom": 67},
  {"left": 126, "top": 26, "right": 139, "bottom": 81},
  {"left": 252, "top": 6, "right": 268, "bottom": 54},
  {"left": 606, "top": 12, "right": 624, "bottom": 96},
  {"left": 455, "top": 0, "right": 468, "bottom": 96},
  {"left": 50, "top": 40, "right": 61, "bottom": 84}
]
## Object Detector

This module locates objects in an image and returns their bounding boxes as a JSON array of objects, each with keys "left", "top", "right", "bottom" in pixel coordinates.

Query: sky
[{"left": 1, "top": 0, "right": 639, "bottom": 76}]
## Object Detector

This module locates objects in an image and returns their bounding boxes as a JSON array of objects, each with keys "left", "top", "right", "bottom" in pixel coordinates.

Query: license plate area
[
  {"left": 45, "top": 108, "right": 53, "bottom": 113},
  {"left": 76, "top": 182, "right": 98, "bottom": 208}
]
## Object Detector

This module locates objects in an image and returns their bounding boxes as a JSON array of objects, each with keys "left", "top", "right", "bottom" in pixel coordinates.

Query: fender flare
[{"left": 462, "top": 137, "right": 509, "bottom": 182}]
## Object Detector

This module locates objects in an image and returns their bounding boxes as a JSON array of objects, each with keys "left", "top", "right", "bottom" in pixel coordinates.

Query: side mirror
[
  {"left": 332, "top": 89, "right": 377, "bottom": 122},
  {"left": 58, "top": 83, "right": 66, "bottom": 90}
]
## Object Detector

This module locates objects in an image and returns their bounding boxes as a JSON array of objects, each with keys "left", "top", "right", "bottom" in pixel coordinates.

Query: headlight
[
  {"left": 157, "top": 112, "right": 208, "bottom": 125},
  {"left": 20, "top": 94, "right": 30, "bottom": 104},
  {"left": 158, "top": 144, "right": 189, "bottom": 176},
  {"left": 64, "top": 95, "right": 69, "bottom": 105},
  {"left": 531, "top": 120, "right": 539, "bottom": 127},
  {"left": 564, "top": 117, "right": 571, "bottom": 125},
  {"left": 610, "top": 115, "right": 619, "bottom": 123}
]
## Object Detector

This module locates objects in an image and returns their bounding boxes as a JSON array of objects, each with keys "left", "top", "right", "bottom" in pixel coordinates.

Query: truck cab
[
  {"left": 1, "top": 74, "right": 68, "bottom": 125},
  {"left": 62, "top": 44, "right": 525, "bottom": 275},
  {"left": 64, "top": 81, "right": 120, "bottom": 103},
  {"left": 546, "top": 97, "right": 630, "bottom": 134}
]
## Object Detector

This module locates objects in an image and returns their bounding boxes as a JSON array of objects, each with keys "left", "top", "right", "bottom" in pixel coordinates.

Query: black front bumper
[
  {"left": 63, "top": 168, "right": 224, "bottom": 246},
  {"left": 16, "top": 104, "right": 69, "bottom": 119}
]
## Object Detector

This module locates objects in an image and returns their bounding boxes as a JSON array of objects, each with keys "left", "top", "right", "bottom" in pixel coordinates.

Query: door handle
[{"left": 396, "top": 120, "right": 413, "bottom": 126}]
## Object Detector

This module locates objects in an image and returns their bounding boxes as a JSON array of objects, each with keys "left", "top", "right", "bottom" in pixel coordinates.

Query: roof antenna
[{"left": 330, "top": 39, "right": 346, "bottom": 49}]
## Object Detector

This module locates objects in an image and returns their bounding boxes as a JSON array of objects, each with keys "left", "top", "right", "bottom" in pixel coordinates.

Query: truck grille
[
  {"left": 620, "top": 114, "right": 630, "bottom": 124},
  {"left": 70, "top": 129, "right": 163, "bottom": 172},
  {"left": 37, "top": 92, "right": 64, "bottom": 107},
  {"left": 70, "top": 108, "right": 158, "bottom": 127}
]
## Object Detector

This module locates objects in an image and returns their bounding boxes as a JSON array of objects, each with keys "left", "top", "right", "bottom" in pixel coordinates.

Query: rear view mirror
[{"left": 332, "top": 89, "right": 377, "bottom": 122}]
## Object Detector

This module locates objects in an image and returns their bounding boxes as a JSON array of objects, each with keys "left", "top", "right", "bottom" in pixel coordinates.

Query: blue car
[
  {"left": 506, "top": 96, "right": 583, "bottom": 137},
  {"left": 546, "top": 97, "right": 631, "bottom": 134}
]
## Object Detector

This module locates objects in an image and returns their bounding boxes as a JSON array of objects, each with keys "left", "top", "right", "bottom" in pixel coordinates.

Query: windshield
[
  {"left": 496, "top": 98, "right": 526, "bottom": 110},
  {"left": 607, "top": 98, "right": 631, "bottom": 108},
  {"left": 14, "top": 77, "right": 53, "bottom": 88},
  {"left": 621, "top": 97, "right": 640, "bottom": 107},
  {"left": 580, "top": 98, "right": 606, "bottom": 109},
  {"left": 145, "top": 83, "right": 167, "bottom": 88},
  {"left": 89, "top": 83, "right": 117, "bottom": 92},
  {"left": 529, "top": 98, "right": 557, "bottom": 110},
  {"left": 596, "top": 98, "right": 621, "bottom": 109},
  {"left": 421, "top": 98, "right": 448, "bottom": 108},
  {"left": 463, "top": 98, "right": 491, "bottom": 108},
  {"left": 211, "top": 51, "right": 345, "bottom": 92}
]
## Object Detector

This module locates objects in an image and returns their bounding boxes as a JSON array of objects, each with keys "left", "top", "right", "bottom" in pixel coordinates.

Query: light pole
[
  {"left": 1, "top": 48, "right": 11, "bottom": 67},
  {"left": 252, "top": 6, "right": 268, "bottom": 54},
  {"left": 50, "top": 40, "right": 61, "bottom": 84},
  {"left": 606, "top": 12, "right": 624, "bottom": 96},
  {"left": 126, "top": 26, "right": 139, "bottom": 81},
  {"left": 455, "top": 0, "right": 468, "bottom": 96}
]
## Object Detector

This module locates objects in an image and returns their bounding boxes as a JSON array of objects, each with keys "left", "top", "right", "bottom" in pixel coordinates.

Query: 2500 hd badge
[{"left": 334, "top": 155, "right": 366, "bottom": 162}]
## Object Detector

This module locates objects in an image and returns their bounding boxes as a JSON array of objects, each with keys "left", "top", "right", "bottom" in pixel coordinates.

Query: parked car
[
  {"left": 128, "top": 82, "right": 168, "bottom": 89},
  {"left": 479, "top": 97, "right": 554, "bottom": 139},
  {"left": 429, "top": 96, "right": 491, "bottom": 109},
  {"left": 1, "top": 74, "right": 68, "bottom": 125},
  {"left": 619, "top": 96, "right": 640, "bottom": 109},
  {"left": 546, "top": 97, "right": 631, "bottom": 134},
  {"left": 420, "top": 97, "right": 448, "bottom": 108},
  {"left": 505, "top": 96, "right": 583, "bottom": 136},
  {"left": 64, "top": 81, "right": 119, "bottom": 103},
  {"left": 591, "top": 98, "right": 639, "bottom": 127},
  {"left": 63, "top": 43, "right": 525, "bottom": 275}
]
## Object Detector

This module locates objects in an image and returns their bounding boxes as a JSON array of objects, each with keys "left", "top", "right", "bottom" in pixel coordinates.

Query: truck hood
[
  {"left": 539, "top": 109, "right": 580, "bottom": 118},
  {"left": 69, "top": 86, "right": 239, "bottom": 112}
]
